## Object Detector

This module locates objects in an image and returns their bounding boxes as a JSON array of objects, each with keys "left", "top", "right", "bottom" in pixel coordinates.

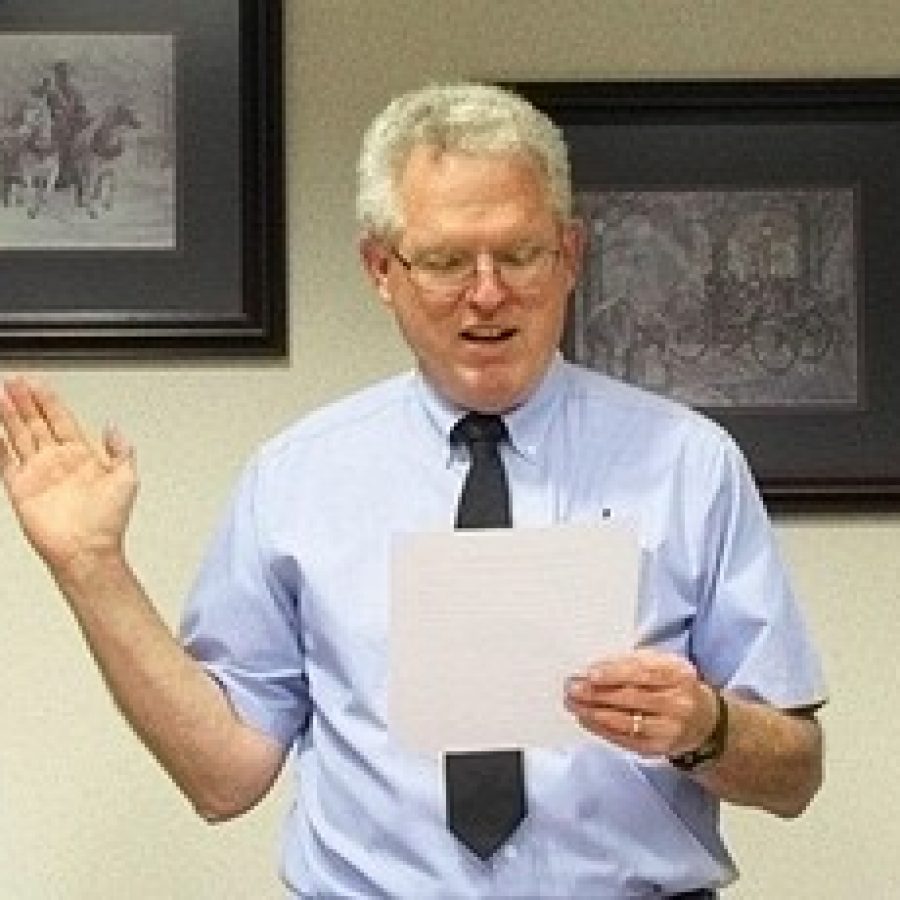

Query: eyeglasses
[{"left": 390, "top": 243, "right": 560, "bottom": 295}]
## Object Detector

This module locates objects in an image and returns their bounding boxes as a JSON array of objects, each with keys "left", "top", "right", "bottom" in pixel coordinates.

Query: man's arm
[
  {"left": 565, "top": 649, "right": 823, "bottom": 817},
  {"left": 693, "top": 691, "right": 822, "bottom": 817},
  {"left": 0, "top": 377, "right": 286, "bottom": 822}
]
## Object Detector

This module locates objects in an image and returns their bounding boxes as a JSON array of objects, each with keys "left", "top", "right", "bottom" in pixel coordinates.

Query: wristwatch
[{"left": 669, "top": 686, "right": 728, "bottom": 771}]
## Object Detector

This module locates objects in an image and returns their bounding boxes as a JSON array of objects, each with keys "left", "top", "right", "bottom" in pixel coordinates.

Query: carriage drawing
[
  {"left": 668, "top": 270, "right": 836, "bottom": 375},
  {"left": 572, "top": 189, "right": 858, "bottom": 408}
]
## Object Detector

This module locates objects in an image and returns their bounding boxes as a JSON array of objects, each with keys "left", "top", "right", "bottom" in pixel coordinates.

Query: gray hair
[{"left": 356, "top": 83, "right": 572, "bottom": 238}]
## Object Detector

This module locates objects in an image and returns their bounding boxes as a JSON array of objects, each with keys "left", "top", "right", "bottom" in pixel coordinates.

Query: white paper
[{"left": 389, "top": 523, "right": 639, "bottom": 756}]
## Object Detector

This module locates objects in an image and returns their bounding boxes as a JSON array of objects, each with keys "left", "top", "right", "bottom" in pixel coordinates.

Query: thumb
[{"left": 102, "top": 422, "right": 135, "bottom": 465}]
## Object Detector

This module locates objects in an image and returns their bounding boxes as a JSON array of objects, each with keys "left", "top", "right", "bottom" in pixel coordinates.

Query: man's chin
[{"left": 437, "top": 368, "right": 536, "bottom": 414}]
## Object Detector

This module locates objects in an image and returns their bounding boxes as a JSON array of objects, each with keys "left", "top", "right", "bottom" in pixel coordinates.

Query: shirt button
[{"left": 503, "top": 844, "right": 519, "bottom": 860}]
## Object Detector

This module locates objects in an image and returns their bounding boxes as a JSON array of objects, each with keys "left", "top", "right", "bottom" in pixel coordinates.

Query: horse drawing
[
  {"left": 15, "top": 98, "right": 60, "bottom": 218},
  {"left": 0, "top": 129, "right": 26, "bottom": 208},
  {"left": 71, "top": 103, "right": 142, "bottom": 218}
]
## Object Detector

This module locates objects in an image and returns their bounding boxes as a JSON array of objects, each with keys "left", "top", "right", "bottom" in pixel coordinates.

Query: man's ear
[
  {"left": 560, "top": 218, "right": 586, "bottom": 294},
  {"left": 359, "top": 237, "right": 394, "bottom": 306}
]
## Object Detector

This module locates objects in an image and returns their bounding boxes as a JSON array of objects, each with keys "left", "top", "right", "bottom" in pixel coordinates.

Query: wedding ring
[{"left": 631, "top": 712, "right": 644, "bottom": 737}]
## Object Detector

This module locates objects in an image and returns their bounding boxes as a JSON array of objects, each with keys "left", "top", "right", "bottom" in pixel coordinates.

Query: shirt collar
[
  {"left": 504, "top": 353, "right": 566, "bottom": 466},
  {"left": 413, "top": 353, "right": 567, "bottom": 467}
]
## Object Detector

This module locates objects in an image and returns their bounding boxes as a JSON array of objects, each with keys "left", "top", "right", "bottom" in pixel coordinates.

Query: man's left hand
[{"left": 564, "top": 649, "right": 719, "bottom": 758}]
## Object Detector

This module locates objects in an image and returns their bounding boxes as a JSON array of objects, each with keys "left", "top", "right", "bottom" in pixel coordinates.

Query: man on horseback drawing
[{"left": 46, "top": 60, "right": 88, "bottom": 190}]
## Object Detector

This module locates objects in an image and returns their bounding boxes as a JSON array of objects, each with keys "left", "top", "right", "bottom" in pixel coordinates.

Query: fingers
[
  {"left": 565, "top": 673, "right": 670, "bottom": 726},
  {"left": 564, "top": 650, "right": 707, "bottom": 754},
  {"left": 566, "top": 675, "right": 667, "bottom": 717},
  {"left": 1, "top": 375, "right": 95, "bottom": 464},
  {"left": 102, "top": 422, "right": 135, "bottom": 464},
  {"left": 30, "top": 378, "right": 85, "bottom": 444},
  {"left": 565, "top": 680, "right": 652, "bottom": 731},
  {"left": 565, "top": 687, "right": 683, "bottom": 756},
  {"left": 581, "top": 648, "right": 695, "bottom": 689},
  {"left": 565, "top": 650, "right": 695, "bottom": 715},
  {"left": 0, "top": 376, "right": 47, "bottom": 463},
  {"left": 0, "top": 432, "right": 13, "bottom": 482}
]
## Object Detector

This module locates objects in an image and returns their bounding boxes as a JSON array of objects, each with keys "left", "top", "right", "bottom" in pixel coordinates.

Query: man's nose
[{"left": 466, "top": 256, "right": 507, "bottom": 308}]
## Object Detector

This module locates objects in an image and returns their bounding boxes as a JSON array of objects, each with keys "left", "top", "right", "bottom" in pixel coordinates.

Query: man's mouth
[{"left": 460, "top": 327, "right": 518, "bottom": 343}]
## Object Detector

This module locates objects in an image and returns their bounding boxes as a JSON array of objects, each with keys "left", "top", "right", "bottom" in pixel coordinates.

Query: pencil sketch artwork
[
  {"left": 0, "top": 33, "right": 174, "bottom": 249},
  {"left": 571, "top": 189, "right": 859, "bottom": 409}
]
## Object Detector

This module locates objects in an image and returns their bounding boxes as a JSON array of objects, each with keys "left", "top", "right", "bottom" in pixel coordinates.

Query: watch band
[{"left": 669, "top": 687, "right": 728, "bottom": 771}]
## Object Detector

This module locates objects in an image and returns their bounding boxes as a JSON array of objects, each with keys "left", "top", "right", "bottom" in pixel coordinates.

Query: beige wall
[{"left": 3, "top": 1, "right": 899, "bottom": 896}]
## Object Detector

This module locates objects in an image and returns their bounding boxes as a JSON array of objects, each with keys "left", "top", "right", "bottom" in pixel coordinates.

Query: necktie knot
[
  {"left": 451, "top": 412, "right": 508, "bottom": 450},
  {"left": 452, "top": 413, "right": 511, "bottom": 530}
]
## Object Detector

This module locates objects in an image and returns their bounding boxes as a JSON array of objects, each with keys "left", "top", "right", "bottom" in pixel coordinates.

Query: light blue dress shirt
[{"left": 180, "top": 357, "right": 826, "bottom": 898}]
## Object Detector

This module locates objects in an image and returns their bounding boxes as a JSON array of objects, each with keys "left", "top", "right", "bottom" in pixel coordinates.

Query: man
[
  {"left": 0, "top": 84, "right": 824, "bottom": 898},
  {"left": 46, "top": 60, "right": 89, "bottom": 189}
]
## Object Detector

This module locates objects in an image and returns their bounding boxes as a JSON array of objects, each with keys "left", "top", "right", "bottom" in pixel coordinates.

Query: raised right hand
[{"left": 0, "top": 376, "right": 137, "bottom": 572}]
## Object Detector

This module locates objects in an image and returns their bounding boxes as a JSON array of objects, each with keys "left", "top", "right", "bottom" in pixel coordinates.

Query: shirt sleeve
[
  {"left": 688, "top": 432, "right": 827, "bottom": 709},
  {"left": 179, "top": 456, "right": 311, "bottom": 747}
]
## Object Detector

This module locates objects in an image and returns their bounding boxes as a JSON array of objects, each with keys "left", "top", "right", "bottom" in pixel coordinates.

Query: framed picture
[
  {"left": 0, "top": 0, "right": 285, "bottom": 358},
  {"left": 513, "top": 79, "right": 900, "bottom": 507}
]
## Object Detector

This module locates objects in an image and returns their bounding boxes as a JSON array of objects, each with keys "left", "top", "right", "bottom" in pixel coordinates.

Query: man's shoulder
[
  {"left": 558, "top": 362, "right": 751, "bottom": 497},
  {"left": 559, "top": 361, "right": 726, "bottom": 441},
  {"left": 259, "top": 370, "right": 416, "bottom": 463}
]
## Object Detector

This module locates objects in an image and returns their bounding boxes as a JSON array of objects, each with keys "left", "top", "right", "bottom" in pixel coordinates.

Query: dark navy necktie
[{"left": 444, "top": 412, "right": 526, "bottom": 861}]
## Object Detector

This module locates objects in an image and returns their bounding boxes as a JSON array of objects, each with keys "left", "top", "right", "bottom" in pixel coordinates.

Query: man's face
[{"left": 362, "top": 146, "right": 583, "bottom": 413}]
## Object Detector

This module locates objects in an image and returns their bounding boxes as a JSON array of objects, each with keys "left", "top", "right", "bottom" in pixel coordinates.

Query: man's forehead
[
  {"left": 396, "top": 146, "right": 552, "bottom": 213},
  {"left": 399, "top": 143, "right": 542, "bottom": 177}
]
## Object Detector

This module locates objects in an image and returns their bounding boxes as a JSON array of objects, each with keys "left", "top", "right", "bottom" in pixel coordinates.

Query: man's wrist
[
  {"left": 669, "top": 686, "right": 729, "bottom": 771},
  {"left": 51, "top": 545, "right": 132, "bottom": 599}
]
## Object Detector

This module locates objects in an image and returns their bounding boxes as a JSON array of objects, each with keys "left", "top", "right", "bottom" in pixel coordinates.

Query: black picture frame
[
  {"left": 512, "top": 78, "right": 900, "bottom": 508},
  {"left": 0, "top": 0, "right": 285, "bottom": 358}
]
